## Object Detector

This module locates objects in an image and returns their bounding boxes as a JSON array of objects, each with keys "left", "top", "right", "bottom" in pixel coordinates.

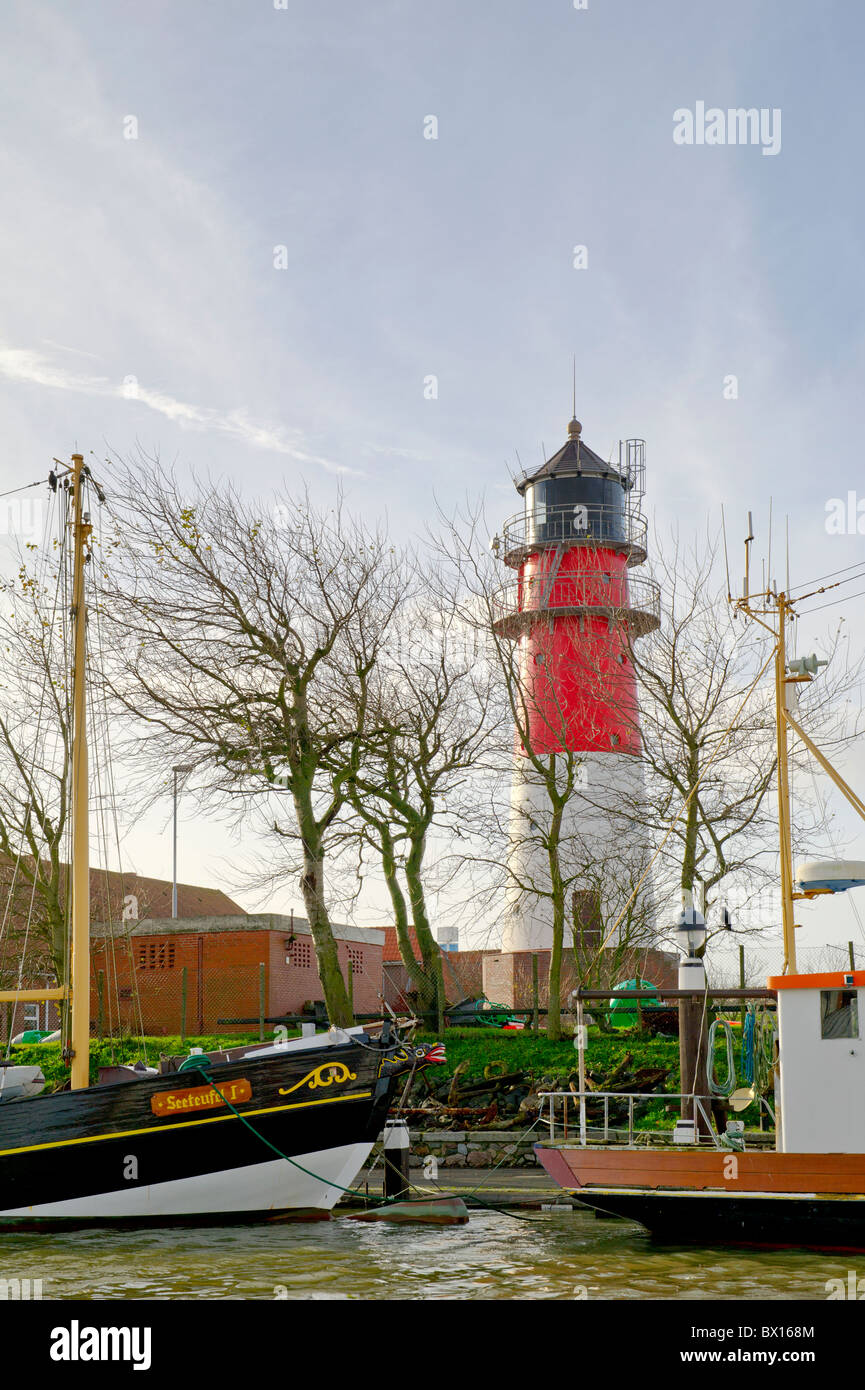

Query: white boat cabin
[{"left": 770, "top": 967, "right": 865, "bottom": 1153}]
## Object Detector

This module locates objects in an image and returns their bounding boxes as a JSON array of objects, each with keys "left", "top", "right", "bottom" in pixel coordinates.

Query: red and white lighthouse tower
[{"left": 492, "top": 415, "right": 660, "bottom": 951}]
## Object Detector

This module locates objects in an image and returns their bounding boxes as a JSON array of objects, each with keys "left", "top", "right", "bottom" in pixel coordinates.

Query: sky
[{"left": 2, "top": 0, "right": 865, "bottom": 963}]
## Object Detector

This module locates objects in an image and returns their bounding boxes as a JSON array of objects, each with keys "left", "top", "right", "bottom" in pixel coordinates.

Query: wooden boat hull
[
  {"left": 0, "top": 1037, "right": 411, "bottom": 1227},
  {"left": 535, "top": 1143, "right": 865, "bottom": 1252}
]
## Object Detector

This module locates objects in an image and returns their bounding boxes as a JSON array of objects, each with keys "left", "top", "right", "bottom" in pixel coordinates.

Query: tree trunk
[
  {"left": 380, "top": 830, "right": 432, "bottom": 1006},
  {"left": 405, "top": 832, "right": 445, "bottom": 1029},
  {"left": 546, "top": 789, "right": 565, "bottom": 1042},
  {"left": 294, "top": 784, "right": 351, "bottom": 1025}
]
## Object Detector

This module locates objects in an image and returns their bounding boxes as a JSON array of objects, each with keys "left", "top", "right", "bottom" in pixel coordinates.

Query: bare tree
[
  {"left": 597, "top": 530, "right": 865, "bottom": 941},
  {"left": 101, "top": 458, "right": 406, "bottom": 1026},
  {"left": 341, "top": 589, "right": 500, "bottom": 1020},
  {"left": 0, "top": 524, "right": 71, "bottom": 989}
]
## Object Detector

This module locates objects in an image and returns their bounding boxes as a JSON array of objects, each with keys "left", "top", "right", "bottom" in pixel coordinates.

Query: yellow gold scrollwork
[
  {"left": 278, "top": 1062, "right": 357, "bottom": 1097},
  {"left": 376, "top": 1046, "right": 410, "bottom": 1077}
]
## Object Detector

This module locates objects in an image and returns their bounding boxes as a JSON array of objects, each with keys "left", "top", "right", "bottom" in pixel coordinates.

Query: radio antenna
[
  {"left": 767, "top": 497, "right": 773, "bottom": 597},
  {"left": 743, "top": 511, "right": 754, "bottom": 600},
  {"left": 721, "top": 504, "right": 732, "bottom": 603}
]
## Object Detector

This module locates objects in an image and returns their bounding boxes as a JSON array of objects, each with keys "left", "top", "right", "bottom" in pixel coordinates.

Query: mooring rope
[{"left": 190, "top": 1061, "right": 539, "bottom": 1222}]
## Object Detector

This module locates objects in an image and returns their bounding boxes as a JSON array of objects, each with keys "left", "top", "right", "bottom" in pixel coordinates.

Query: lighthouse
[{"left": 492, "top": 415, "right": 660, "bottom": 952}]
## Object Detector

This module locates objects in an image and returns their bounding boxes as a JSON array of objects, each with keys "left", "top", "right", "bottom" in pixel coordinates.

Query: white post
[
  {"left": 577, "top": 999, "right": 587, "bottom": 1146},
  {"left": 172, "top": 768, "right": 178, "bottom": 919},
  {"left": 171, "top": 764, "right": 193, "bottom": 918}
]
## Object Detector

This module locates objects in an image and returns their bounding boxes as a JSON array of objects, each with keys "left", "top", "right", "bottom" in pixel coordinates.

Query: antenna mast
[
  {"left": 69, "top": 453, "right": 91, "bottom": 1090},
  {"left": 735, "top": 513, "right": 797, "bottom": 972}
]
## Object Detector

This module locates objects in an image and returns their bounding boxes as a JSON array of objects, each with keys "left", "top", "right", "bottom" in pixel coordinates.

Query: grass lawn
[{"left": 6, "top": 1034, "right": 269, "bottom": 1089}]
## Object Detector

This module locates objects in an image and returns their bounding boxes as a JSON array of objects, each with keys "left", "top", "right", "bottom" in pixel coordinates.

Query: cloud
[{"left": 0, "top": 343, "right": 356, "bottom": 475}]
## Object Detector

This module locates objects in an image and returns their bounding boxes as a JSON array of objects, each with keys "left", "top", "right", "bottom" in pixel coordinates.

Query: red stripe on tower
[{"left": 492, "top": 415, "right": 660, "bottom": 952}]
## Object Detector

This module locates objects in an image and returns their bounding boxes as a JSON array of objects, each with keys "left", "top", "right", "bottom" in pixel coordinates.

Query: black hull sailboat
[
  {"left": 0, "top": 453, "right": 444, "bottom": 1227},
  {"left": 0, "top": 1031, "right": 436, "bottom": 1228}
]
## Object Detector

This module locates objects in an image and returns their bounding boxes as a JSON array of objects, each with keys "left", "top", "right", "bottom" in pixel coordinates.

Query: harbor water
[{"left": 3, "top": 1208, "right": 863, "bottom": 1300}]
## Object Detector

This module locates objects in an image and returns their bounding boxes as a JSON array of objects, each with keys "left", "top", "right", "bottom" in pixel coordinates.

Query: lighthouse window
[
  {"left": 525, "top": 485, "right": 546, "bottom": 540},
  {"left": 820, "top": 989, "right": 859, "bottom": 1039}
]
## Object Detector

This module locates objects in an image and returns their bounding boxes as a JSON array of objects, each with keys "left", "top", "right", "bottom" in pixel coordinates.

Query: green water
[{"left": 2, "top": 1210, "right": 862, "bottom": 1300}]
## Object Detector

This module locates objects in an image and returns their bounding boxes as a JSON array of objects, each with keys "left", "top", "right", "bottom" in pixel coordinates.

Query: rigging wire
[
  {"left": 0, "top": 483, "right": 69, "bottom": 1050},
  {"left": 788, "top": 557, "right": 865, "bottom": 599},
  {"left": 798, "top": 585, "right": 865, "bottom": 618},
  {"left": 0, "top": 478, "right": 51, "bottom": 502},
  {"left": 85, "top": 476, "right": 149, "bottom": 1058}
]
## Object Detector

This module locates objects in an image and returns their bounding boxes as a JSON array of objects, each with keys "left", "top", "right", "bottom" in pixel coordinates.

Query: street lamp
[
  {"left": 172, "top": 765, "right": 194, "bottom": 918},
  {"left": 675, "top": 903, "right": 708, "bottom": 1141},
  {"left": 675, "top": 905, "right": 707, "bottom": 988}
]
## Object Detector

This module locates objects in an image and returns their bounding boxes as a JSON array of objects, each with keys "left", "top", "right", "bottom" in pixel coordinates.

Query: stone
[
  {"left": 443, "top": 1155, "right": 464, "bottom": 1167},
  {"left": 467, "top": 1149, "right": 492, "bottom": 1168}
]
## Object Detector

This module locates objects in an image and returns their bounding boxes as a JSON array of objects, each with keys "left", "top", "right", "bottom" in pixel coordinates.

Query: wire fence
[
  {"left": 706, "top": 941, "right": 860, "bottom": 988},
  {"left": 1, "top": 938, "right": 859, "bottom": 1046}
]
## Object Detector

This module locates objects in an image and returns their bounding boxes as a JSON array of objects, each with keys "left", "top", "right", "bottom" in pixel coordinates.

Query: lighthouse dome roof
[{"left": 516, "top": 421, "right": 623, "bottom": 494}]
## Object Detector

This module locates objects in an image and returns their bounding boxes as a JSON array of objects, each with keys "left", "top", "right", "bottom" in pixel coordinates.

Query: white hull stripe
[{"left": 0, "top": 1142, "right": 373, "bottom": 1218}]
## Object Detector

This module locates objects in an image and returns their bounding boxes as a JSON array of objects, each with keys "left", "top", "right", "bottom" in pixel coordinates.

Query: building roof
[
  {"left": 516, "top": 419, "right": 622, "bottom": 493},
  {"left": 379, "top": 926, "right": 423, "bottom": 963},
  {"left": 91, "top": 913, "right": 385, "bottom": 947},
  {"left": 0, "top": 856, "right": 246, "bottom": 924},
  {"left": 90, "top": 869, "right": 246, "bottom": 922}
]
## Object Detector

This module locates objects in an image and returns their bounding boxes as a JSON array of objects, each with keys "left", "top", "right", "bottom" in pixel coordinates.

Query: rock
[
  {"left": 467, "top": 1149, "right": 491, "bottom": 1168},
  {"left": 443, "top": 1155, "right": 464, "bottom": 1167}
]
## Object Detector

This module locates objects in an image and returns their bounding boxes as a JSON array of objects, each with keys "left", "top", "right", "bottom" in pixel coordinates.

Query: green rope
[
  {"left": 190, "top": 1063, "right": 539, "bottom": 1223},
  {"left": 708, "top": 1018, "right": 736, "bottom": 1097},
  {"left": 190, "top": 1063, "right": 396, "bottom": 1204}
]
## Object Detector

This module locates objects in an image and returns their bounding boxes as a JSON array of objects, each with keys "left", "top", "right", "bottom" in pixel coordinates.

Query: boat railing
[{"left": 538, "top": 1089, "right": 723, "bottom": 1149}]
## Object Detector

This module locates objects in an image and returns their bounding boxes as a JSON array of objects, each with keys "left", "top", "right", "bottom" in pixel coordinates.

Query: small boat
[
  {"left": 0, "top": 1027, "right": 441, "bottom": 1227},
  {"left": 535, "top": 577, "right": 865, "bottom": 1251},
  {"left": 0, "top": 454, "right": 444, "bottom": 1228},
  {"left": 345, "top": 1196, "right": 469, "bottom": 1225}
]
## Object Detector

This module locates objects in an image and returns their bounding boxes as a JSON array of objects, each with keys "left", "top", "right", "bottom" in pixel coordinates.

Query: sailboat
[
  {"left": 0, "top": 454, "right": 443, "bottom": 1228},
  {"left": 534, "top": 571, "right": 865, "bottom": 1252}
]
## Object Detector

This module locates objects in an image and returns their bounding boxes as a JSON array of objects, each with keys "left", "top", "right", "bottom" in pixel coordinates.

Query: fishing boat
[
  {"left": 534, "top": 571, "right": 865, "bottom": 1252},
  {"left": 0, "top": 454, "right": 443, "bottom": 1228}
]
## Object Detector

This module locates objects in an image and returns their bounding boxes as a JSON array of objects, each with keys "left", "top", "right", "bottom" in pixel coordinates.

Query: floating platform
[{"left": 345, "top": 1196, "right": 469, "bottom": 1225}]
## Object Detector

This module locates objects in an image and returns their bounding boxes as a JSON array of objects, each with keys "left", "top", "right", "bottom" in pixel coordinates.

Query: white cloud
[{"left": 0, "top": 343, "right": 356, "bottom": 474}]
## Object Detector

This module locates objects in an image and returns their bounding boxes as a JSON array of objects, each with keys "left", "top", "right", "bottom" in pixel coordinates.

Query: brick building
[
  {"left": 378, "top": 929, "right": 677, "bottom": 1018},
  {"left": 0, "top": 863, "right": 246, "bottom": 1041},
  {"left": 91, "top": 913, "right": 384, "bottom": 1036}
]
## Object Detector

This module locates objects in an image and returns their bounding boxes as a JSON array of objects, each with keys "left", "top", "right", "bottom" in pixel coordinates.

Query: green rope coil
[{"left": 708, "top": 1018, "right": 736, "bottom": 1097}]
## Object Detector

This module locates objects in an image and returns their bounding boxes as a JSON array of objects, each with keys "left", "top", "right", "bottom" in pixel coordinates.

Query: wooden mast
[
  {"left": 774, "top": 594, "right": 797, "bottom": 974},
  {"left": 69, "top": 452, "right": 91, "bottom": 1090}
]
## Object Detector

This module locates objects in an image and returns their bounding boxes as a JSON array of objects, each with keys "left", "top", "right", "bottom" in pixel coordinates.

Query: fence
[{"left": 706, "top": 941, "right": 861, "bottom": 989}]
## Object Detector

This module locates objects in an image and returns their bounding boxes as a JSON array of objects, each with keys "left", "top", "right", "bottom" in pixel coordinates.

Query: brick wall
[
  {"left": 479, "top": 947, "right": 677, "bottom": 1010},
  {"left": 92, "top": 916, "right": 385, "bottom": 1034}
]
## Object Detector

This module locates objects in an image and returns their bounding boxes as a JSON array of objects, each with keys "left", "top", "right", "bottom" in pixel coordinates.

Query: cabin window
[{"left": 820, "top": 989, "right": 859, "bottom": 1039}]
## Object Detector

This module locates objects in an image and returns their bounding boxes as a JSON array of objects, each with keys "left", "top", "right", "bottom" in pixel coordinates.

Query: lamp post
[
  {"left": 675, "top": 904, "right": 710, "bottom": 1137},
  {"left": 171, "top": 765, "right": 194, "bottom": 918}
]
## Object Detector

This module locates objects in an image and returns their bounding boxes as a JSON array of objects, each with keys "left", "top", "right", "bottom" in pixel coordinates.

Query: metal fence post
[
  {"left": 436, "top": 967, "right": 445, "bottom": 1036},
  {"left": 258, "top": 962, "right": 266, "bottom": 1042},
  {"left": 181, "top": 966, "right": 188, "bottom": 1045},
  {"left": 96, "top": 969, "right": 105, "bottom": 1041},
  {"left": 347, "top": 960, "right": 354, "bottom": 1023},
  {"left": 532, "top": 954, "right": 539, "bottom": 1031}
]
